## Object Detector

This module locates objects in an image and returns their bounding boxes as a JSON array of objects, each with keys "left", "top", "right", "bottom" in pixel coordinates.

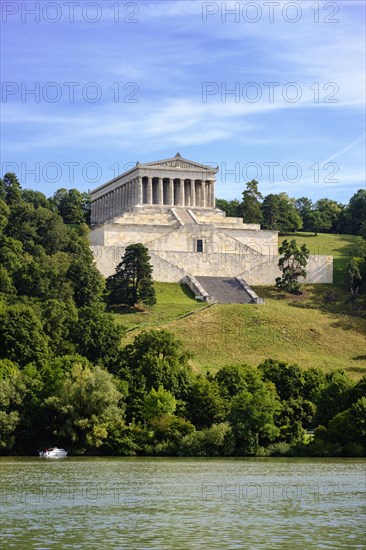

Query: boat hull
[{"left": 39, "top": 447, "right": 68, "bottom": 458}]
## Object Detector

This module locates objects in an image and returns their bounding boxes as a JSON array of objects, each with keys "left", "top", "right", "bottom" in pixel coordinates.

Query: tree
[
  {"left": 2, "top": 173, "right": 22, "bottom": 206},
  {"left": 186, "top": 376, "right": 227, "bottom": 429},
  {"left": 258, "top": 359, "right": 305, "bottom": 400},
  {"left": 21, "top": 189, "right": 49, "bottom": 209},
  {"left": 314, "top": 198, "right": 343, "bottom": 233},
  {"left": 215, "top": 365, "right": 249, "bottom": 399},
  {"left": 344, "top": 189, "right": 366, "bottom": 235},
  {"left": 44, "top": 362, "right": 126, "bottom": 454},
  {"left": 275, "top": 239, "right": 309, "bottom": 294},
  {"left": 0, "top": 200, "right": 9, "bottom": 232},
  {"left": 143, "top": 386, "right": 177, "bottom": 422},
  {"left": 216, "top": 199, "right": 240, "bottom": 217},
  {"left": 0, "top": 361, "right": 25, "bottom": 454},
  {"left": 239, "top": 180, "right": 263, "bottom": 224},
  {"left": 306, "top": 211, "right": 330, "bottom": 236},
  {"left": 72, "top": 302, "right": 125, "bottom": 366},
  {"left": 120, "top": 330, "right": 193, "bottom": 422},
  {"left": 262, "top": 193, "right": 302, "bottom": 233},
  {"left": 0, "top": 304, "right": 50, "bottom": 367},
  {"left": 67, "top": 242, "right": 105, "bottom": 307},
  {"left": 0, "top": 360, "right": 44, "bottom": 454},
  {"left": 326, "top": 397, "right": 366, "bottom": 451},
  {"left": 295, "top": 197, "right": 313, "bottom": 229},
  {"left": 107, "top": 243, "right": 156, "bottom": 307},
  {"left": 49, "top": 188, "right": 90, "bottom": 225},
  {"left": 229, "top": 384, "right": 280, "bottom": 454},
  {"left": 344, "top": 259, "right": 362, "bottom": 295},
  {"left": 315, "top": 370, "right": 353, "bottom": 426}
]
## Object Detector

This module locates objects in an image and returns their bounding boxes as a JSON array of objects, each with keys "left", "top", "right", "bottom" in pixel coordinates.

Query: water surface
[{"left": 1, "top": 457, "right": 365, "bottom": 549}]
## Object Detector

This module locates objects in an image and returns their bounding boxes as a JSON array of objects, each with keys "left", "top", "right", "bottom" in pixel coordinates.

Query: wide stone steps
[
  {"left": 172, "top": 208, "right": 197, "bottom": 224},
  {"left": 195, "top": 276, "right": 254, "bottom": 304}
]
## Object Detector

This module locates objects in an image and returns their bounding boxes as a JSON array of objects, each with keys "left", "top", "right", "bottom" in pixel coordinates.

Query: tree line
[
  {"left": 0, "top": 173, "right": 365, "bottom": 457},
  {"left": 217, "top": 180, "right": 366, "bottom": 236}
]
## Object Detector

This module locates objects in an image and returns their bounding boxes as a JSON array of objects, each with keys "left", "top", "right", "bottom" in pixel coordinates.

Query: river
[{"left": 1, "top": 457, "right": 365, "bottom": 549}]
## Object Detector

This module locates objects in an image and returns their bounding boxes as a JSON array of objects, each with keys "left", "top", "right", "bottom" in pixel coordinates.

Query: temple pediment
[{"left": 141, "top": 153, "right": 218, "bottom": 172}]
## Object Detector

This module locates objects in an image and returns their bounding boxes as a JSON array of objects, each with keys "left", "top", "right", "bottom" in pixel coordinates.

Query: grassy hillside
[
  {"left": 114, "top": 283, "right": 207, "bottom": 331},
  {"left": 114, "top": 233, "right": 365, "bottom": 378},
  {"left": 165, "top": 291, "right": 366, "bottom": 377}
]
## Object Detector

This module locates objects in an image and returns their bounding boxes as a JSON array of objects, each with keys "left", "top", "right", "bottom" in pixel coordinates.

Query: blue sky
[{"left": 1, "top": 0, "right": 365, "bottom": 203}]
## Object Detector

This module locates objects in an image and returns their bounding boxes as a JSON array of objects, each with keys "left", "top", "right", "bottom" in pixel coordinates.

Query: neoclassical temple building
[
  {"left": 91, "top": 153, "right": 217, "bottom": 224},
  {"left": 90, "top": 154, "right": 332, "bottom": 302}
]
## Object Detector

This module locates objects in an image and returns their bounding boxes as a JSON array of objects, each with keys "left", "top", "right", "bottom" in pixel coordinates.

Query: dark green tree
[
  {"left": 275, "top": 239, "right": 309, "bottom": 294},
  {"left": 66, "top": 235, "right": 105, "bottom": 307},
  {"left": 216, "top": 198, "right": 240, "bottom": 217},
  {"left": 49, "top": 188, "right": 90, "bottom": 224},
  {"left": 262, "top": 193, "right": 302, "bottom": 233},
  {"left": 306, "top": 211, "right": 330, "bottom": 236},
  {"left": 295, "top": 197, "right": 313, "bottom": 229},
  {"left": 229, "top": 384, "right": 281, "bottom": 454},
  {"left": 344, "top": 259, "right": 362, "bottom": 295},
  {"left": 314, "top": 198, "right": 343, "bottom": 233},
  {"left": 72, "top": 302, "right": 124, "bottom": 366},
  {"left": 326, "top": 397, "right": 366, "bottom": 452},
  {"left": 120, "top": 330, "right": 193, "bottom": 422},
  {"left": 344, "top": 189, "right": 366, "bottom": 235},
  {"left": 0, "top": 304, "right": 50, "bottom": 367},
  {"left": 2, "top": 173, "right": 22, "bottom": 206},
  {"left": 258, "top": 359, "right": 305, "bottom": 400},
  {"left": 215, "top": 365, "right": 249, "bottom": 399},
  {"left": 107, "top": 243, "right": 156, "bottom": 307},
  {"left": 0, "top": 361, "right": 36, "bottom": 454},
  {"left": 315, "top": 370, "right": 353, "bottom": 426},
  {"left": 239, "top": 180, "right": 263, "bottom": 224},
  {"left": 0, "top": 200, "right": 9, "bottom": 232},
  {"left": 186, "top": 376, "right": 227, "bottom": 429},
  {"left": 21, "top": 189, "right": 49, "bottom": 209}
]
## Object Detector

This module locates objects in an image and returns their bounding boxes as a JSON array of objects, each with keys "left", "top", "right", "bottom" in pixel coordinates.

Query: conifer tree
[
  {"left": 107, "top": 243, "right": 156, "bottom": 306},
  {"left": 239, "top": 180, "right": 263, "bottom": 224}
]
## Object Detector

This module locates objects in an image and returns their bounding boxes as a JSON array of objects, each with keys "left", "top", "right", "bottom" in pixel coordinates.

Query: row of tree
[
  {"left": 0, "top": 173, "right": 91, "bottom": 226},
  {"left": 217, "top": 181, "right": 366, "bottom": 236},
  {"left": 1, "top": 330, "right": 365, "bottom": 457}
]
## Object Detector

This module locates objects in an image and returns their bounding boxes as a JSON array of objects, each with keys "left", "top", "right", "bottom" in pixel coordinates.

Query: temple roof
[{"left": 136, "top": 153, "right": 219, "bottom": 172}]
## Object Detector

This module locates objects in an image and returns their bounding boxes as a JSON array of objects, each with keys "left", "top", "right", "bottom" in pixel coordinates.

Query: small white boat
[{"left": 39, "top": 447, "right": 68, "bottom": 458}]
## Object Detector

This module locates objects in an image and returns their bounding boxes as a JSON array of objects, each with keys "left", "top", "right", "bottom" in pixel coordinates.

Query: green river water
[{"left": 0, "top": 457, "right": 365, "bottom": 549}]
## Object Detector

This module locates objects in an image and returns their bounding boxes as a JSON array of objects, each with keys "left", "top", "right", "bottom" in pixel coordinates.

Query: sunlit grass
[{"left": 113, "top": 234, "right": 365, "bottom": 378}]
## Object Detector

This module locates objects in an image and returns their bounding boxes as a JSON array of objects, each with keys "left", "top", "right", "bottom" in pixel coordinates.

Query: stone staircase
[
  {"left": 195, "top": 276, "right": 256, "bottom": 304},
  {"left": 172, "top": 208, "right": 197, "bottom": 225}
]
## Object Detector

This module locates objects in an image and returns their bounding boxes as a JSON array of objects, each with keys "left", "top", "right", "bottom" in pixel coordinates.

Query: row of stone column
[
  {"left": 143, "top": 178, "right": 214, "bottom": 209},
  {"left": 92, "top": 178, "right": 141, "bottom": 224},
  {"left": 91, "top": 177, "right": 215, "bottom": 224}
]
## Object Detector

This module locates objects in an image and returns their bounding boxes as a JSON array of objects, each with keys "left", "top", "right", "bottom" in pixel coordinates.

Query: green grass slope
[
  {"left": 114, "top": 234, "right": 365, "bottom": 378},
  {"left": 165, "top": 293, "right": 366, "bottom": 377},
  {"left": 114, "top": 282, "right": 207, "bottom": 332}
]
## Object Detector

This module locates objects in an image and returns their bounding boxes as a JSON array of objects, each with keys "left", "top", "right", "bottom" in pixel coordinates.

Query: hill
[{"left": 114, "top": 233, "right": 366, "bottom": 378}]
